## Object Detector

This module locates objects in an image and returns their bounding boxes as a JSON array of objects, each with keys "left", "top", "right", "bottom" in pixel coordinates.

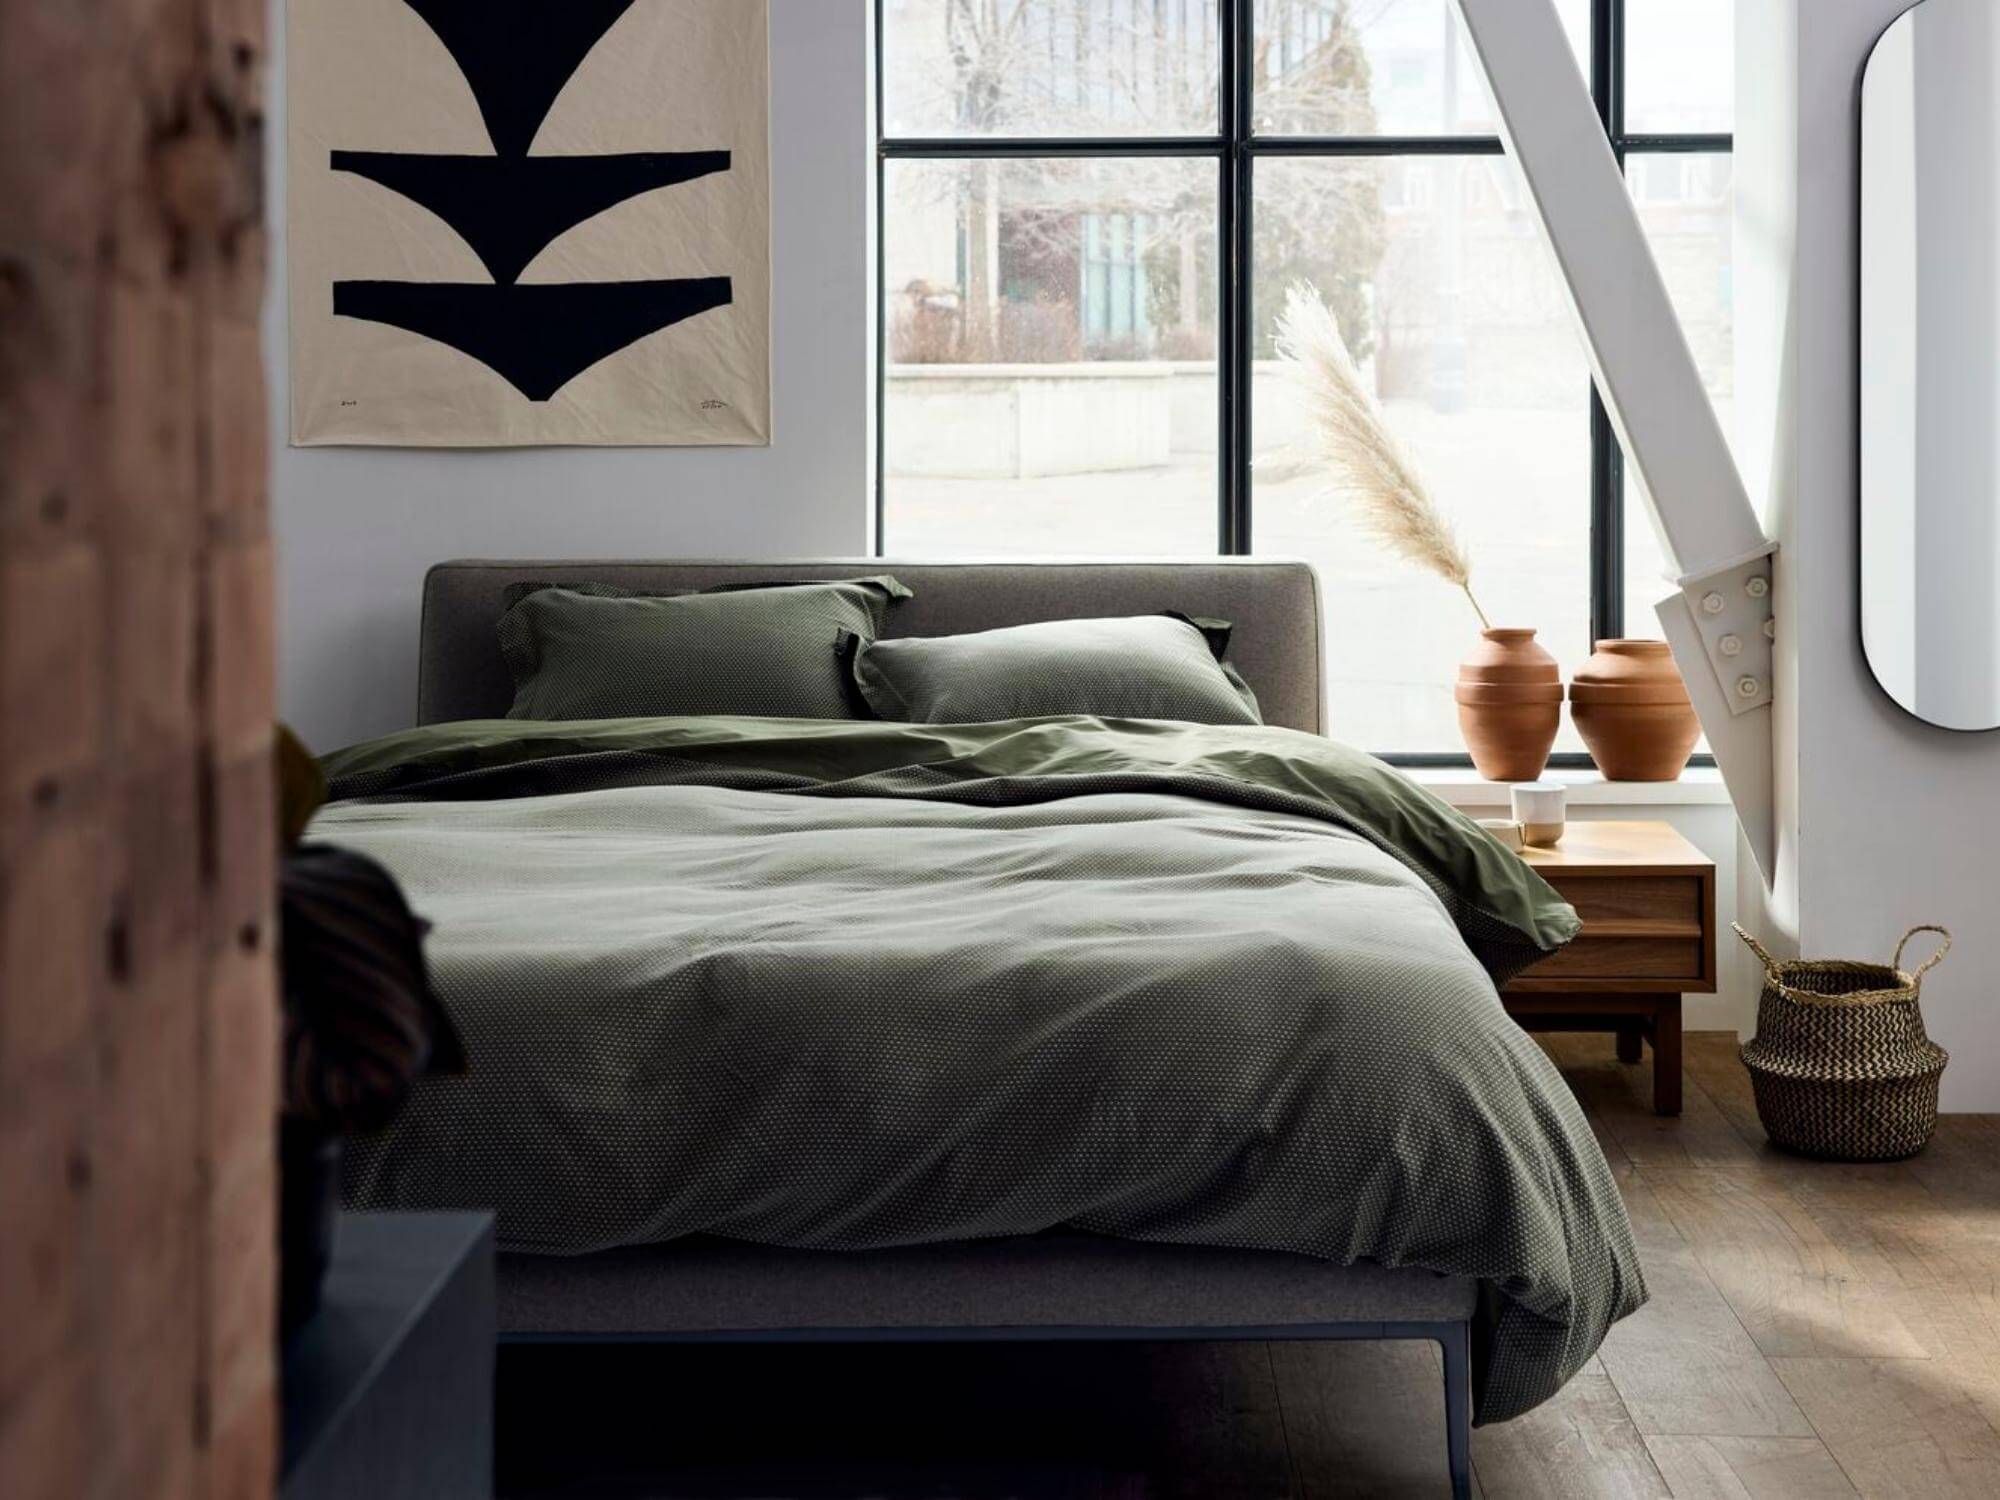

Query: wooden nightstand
[{"left": 1503, "top": 820, "right": 1716, "bottom": 1115}]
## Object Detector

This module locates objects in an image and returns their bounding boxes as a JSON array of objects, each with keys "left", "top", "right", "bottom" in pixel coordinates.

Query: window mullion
[
  {"left": 1601, "top": 0, "right": 1625, "bottom": 139},
  {"left": 1217, "top": 0, "right": 1238, "bottom": 551},
  {"left": 1588, "top": 0, "right": 1626, "bottom": 647},
  {"left": 1229, "top": 145, "right": 1253, "bottom": 553},
  {"left": 1219, "top": 0, "right": 1252, "bottom": 554}
]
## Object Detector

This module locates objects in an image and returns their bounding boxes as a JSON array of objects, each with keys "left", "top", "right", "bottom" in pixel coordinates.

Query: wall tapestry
[{"left": 288, "top": 0, "right": 770, "bottom": 447}]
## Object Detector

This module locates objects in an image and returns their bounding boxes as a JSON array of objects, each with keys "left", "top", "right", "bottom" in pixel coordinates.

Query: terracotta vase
[
  {"left": 1455, "top": 628, "right": 1562, "bottom": 782},
  {"left": 1569, "top": 639, "right": 1701, "bottom": 781}
]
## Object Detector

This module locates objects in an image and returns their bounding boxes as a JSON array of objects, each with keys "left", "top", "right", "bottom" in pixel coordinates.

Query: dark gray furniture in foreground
[
  {"left": 282, "top": 1212, "right": 495, "bottom": 1500},
  {"left": 418, "top": 559, "right": 1472, "bottom": 1499}
]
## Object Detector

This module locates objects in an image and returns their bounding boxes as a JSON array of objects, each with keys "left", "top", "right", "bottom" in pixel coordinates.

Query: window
[{"left": 877, "top": 0, "right": 1733, "bottom": 760}]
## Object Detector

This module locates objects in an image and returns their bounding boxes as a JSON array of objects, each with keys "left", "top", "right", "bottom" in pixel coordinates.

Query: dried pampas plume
[{"left": 1275, "top": 282, "right": 1490, "bottom": 630}]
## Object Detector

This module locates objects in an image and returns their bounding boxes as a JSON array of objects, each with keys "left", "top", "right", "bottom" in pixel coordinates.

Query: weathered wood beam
[{"left": 0, "top": 0, "right": 276, "bottom": 1495}]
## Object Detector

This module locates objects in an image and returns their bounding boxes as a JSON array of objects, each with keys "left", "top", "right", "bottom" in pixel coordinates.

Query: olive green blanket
[{"left": 316, "top": 715, "right": 1640, "bottom": 1422}]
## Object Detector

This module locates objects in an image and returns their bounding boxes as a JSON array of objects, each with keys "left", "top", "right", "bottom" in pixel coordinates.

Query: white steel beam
[{"left": 1453, "top": 0, "right": 1777, "bottom": 880}]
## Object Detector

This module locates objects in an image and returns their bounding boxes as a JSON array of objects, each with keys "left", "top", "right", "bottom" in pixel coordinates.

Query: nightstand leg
[
  {"left": 1616, "top": 1024, "right": 1643, "bottom": 1065},
  {"left": 1651, "top": 998, "right": 1683, "bottom": 1115}
]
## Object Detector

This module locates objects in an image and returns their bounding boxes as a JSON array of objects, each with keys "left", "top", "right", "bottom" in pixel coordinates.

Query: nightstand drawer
[
  {"left": 1551, "top": 874, "right": 1704, "bottom": 928},
  {"left": 1524, "top": 924, "right": 1707, "bottom": 981},
  {"left": 1523, "top": 873, "right": 1708, "bottom": 983}
]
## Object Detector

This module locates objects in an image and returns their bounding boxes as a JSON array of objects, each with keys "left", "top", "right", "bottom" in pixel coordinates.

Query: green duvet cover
[{"left": 316, "top": 714, "right": 1641, "bottom": 1422}]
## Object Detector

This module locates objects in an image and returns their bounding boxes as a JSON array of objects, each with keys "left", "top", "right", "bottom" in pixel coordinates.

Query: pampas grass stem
[{"left": 1276, "top": 282, "right": 1491, "bottom": 631}]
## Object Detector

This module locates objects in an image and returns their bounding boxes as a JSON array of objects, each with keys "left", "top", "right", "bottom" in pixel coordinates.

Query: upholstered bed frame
[{"left": 417, "top": 559, "right": 1473, "bottom": 1495}]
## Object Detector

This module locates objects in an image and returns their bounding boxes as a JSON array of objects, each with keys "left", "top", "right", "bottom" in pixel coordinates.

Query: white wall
[
  {"left": 266, "top": 0, "right": 874, "bottom": 750},
  {"left": 1739, "top": 0, "right": 2000, "bottom": 1108}
]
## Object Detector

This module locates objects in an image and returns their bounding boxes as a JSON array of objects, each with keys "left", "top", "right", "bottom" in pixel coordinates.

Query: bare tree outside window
[{"left": 886, "top": 1, "right": 1383, "bottom": 368}]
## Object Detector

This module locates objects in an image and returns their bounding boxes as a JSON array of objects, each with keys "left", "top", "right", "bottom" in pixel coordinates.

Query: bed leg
[{"left": 1439, "top": 1322, "right": 1473, "bottom": 1500}]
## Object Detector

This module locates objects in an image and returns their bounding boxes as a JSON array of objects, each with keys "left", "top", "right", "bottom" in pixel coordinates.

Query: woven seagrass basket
[{"left": 1735, "top": 923, "right": 1951, "bottom": 1161}]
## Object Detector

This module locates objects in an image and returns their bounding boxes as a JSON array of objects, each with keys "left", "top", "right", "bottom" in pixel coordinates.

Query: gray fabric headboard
[{"left": 418, "top": 559, "right": 1326, "bottom": 734}]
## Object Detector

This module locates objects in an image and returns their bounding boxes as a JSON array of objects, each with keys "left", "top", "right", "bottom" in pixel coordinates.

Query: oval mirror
[{"left": 1861, "top": 0, "right": 2000, "bottom": 730}]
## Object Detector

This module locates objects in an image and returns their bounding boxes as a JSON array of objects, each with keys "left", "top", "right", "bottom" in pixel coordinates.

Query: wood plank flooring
[{"left": 497, "top": 1033, "right": 2000, "bottom": 1498}]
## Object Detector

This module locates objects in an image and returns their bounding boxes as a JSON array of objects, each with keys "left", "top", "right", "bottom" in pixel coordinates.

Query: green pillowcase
[
  {"left": 846, "top": 613, "right": 1263, "bottom": 726},
  {"left": 498, "top": 577, "right": 912, "bottom": 721}
]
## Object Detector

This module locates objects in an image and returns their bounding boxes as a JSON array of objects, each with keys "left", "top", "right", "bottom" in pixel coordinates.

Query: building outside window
[{"left": 878, "top": 0, "right": 1733, "bottom": 760}]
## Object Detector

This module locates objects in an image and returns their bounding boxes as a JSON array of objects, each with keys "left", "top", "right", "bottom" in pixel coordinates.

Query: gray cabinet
[{"left": 282, "top": 1211, "right": 495, "bottom": 1500}]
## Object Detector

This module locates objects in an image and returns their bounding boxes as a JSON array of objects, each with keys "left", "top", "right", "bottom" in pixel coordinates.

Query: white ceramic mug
[
  {"left": 1510, "top": 782, "right": 1567, "bottom": 847},
  {"left": 1477, "top": 818, "right": 1526, "bottom": 852}
]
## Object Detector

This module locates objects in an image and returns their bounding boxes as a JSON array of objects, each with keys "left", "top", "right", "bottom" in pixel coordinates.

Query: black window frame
[{"left": 874, "top": 0, "right": 1730, "bottom": 766}]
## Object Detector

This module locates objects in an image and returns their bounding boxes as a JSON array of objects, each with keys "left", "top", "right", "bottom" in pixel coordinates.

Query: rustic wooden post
[{"left": 1, "top": 0, "right": 277, "bottom": 1496}]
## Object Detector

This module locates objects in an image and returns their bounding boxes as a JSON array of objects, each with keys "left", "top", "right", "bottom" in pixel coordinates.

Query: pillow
[
  {"left": 497, "top": 577, "right": 911, "bottom": 721},
  {"left": 845, "top": 613, "right": 1263, "bottom": 726}
]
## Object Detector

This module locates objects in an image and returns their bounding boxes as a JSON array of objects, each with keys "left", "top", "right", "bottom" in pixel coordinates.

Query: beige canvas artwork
[{"left": 288, "top": 0, "right": 770, "bottom": 447}]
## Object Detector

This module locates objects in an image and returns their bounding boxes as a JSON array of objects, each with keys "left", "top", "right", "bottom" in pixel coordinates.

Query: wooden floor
[{"left": 498, "top": 1033, "right": 2000, "bottom": 1499}]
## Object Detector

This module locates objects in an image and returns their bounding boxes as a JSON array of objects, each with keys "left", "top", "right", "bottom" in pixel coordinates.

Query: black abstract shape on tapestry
[
  {"left": 330, "top": 0, "right": 735, "bottom": 407},
  {"left": 333, "top": 279, "right": 734, "bottom": 401},
  {"left": 401, "top": 0, "right": 638, "bottom": 158},
  {"left": 333, "top": 151, "right": 732, "bottom": 285}
]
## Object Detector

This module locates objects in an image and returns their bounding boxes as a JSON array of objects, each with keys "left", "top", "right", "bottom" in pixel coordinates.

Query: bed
[{"left": 314, "top": 559, "right": 1648, "bottom": 1498}]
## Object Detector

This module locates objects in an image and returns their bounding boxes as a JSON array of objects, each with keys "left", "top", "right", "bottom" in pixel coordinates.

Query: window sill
[{"left": 1405, "top": 765, "right": 1732, "bottom": 810}]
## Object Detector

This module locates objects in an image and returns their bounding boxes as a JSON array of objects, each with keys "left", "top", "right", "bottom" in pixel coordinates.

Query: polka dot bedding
[{"left": 318, "top": 715, "right": 1644, "bottom": 1423}]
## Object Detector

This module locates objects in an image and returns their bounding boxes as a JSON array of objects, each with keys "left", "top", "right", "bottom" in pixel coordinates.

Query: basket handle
[
  {"left": 1894, "top": 925, "right": 1952, "bottom": 980},
  {"left": 1732, "top": 922, "right": 1779, "bottom": 973}
]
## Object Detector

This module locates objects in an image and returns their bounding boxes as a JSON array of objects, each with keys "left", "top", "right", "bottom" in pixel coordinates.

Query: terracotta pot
[
  {"left": 1569, "top": 639, "right": 1701, "bottom": 781},
  {"left": 1455, "top": 628, "right": 1562, "bottom": 781}
]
